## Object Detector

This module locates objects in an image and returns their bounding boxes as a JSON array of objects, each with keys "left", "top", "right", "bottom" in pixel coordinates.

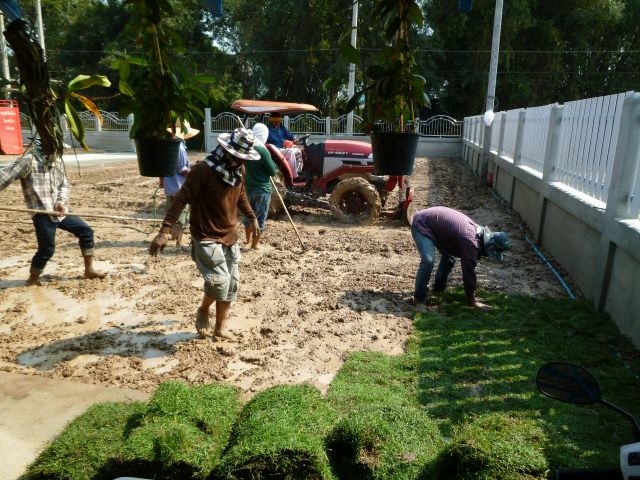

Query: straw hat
[{"left": 168, "top": 119, "right": 200, "bottom": 140}]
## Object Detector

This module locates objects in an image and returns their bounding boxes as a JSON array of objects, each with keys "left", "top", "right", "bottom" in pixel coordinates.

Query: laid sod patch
[
  {"left": 326, "top": 404, "right": 443, "bottom": 480},
  {"left": 213, "top": 384, "right": 338, "bottom": 480},
  {"left": 433, "top": 412, "right": 549, "bottom": 480},
  {"left": 326, "top": 351, "right": 420, "bottom": 412},
  {"left": 115, "top": 381, "right": 241, "bottom": 479},
  {"left": 22, "top": 401, "right": 146, "bottom": 480},
  {"left": 415, "top": 290, "right": 640, "bottom": 471}
]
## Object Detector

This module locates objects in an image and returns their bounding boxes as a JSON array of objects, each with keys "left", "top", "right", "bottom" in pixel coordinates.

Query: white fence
[
  {"left": 462, "top": 91, "right": 640, "bottom": 348},
  {"left": 204, "top": 109, "right": 461, "bottom": 151}
]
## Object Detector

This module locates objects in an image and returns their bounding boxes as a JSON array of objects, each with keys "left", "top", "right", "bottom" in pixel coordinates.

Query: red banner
[{"left": 0, "top": 99, "right": 23, "bottom": 154}]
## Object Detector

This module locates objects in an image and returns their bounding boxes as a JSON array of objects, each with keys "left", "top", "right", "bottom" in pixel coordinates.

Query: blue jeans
[
  {"left": 243, "top": 191, "right": 271, "bottom": 231},
  {"left": 31, "top": 214, "right": 95, "bottom": 270},
  {"left": 411, "top": 223, "right": 456, "bottom": 302}
]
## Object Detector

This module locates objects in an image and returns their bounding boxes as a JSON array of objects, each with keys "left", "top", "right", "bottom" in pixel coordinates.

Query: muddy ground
[{"left": 0, "top": 155, "right": 570, "bottom": 399}]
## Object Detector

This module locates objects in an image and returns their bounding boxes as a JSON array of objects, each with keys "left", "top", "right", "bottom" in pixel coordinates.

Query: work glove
[{"left": 149, "top": 232, "right": 169, "bottom": 257}]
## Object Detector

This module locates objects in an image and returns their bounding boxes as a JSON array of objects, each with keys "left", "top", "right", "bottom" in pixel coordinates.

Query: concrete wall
[{"left": 463, "top": 93, "right": 640, "bottom": 348}]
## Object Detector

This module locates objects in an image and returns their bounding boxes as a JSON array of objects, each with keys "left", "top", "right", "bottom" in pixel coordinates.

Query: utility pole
[
  {"left": 346, "top": 0, "right": 358, "bottom": 135},
  {"left": 0, "top": 14, "right": 11, "bottom": 99},
  {"left": 480, "top": 0, "right": 503, "bottom": 183},
  {"left": 35, "top": 0, "right": 46, "bottom": 58}
]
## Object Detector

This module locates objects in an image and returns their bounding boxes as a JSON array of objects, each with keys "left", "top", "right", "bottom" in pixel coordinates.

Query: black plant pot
[
  {"left": 370, "top": 132, "right": 420, "bottom": 176},
  {"left": 134, "top": 137, "right": 182, "bottom": 177}
]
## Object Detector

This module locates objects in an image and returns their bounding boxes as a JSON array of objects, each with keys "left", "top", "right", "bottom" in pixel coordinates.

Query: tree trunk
[{"left": 3, "top": 19, "right": 62, "bottom": 157}]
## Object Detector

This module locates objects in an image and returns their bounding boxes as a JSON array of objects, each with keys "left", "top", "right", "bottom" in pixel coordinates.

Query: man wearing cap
[
  {"left": 266, "top": 112, "right": 294, "bottom": 148},
  {"left": 410, "top": 206, "right": 511, "bottom": 310},
  {"left": 149, "top": 127, "right": 261, "bottom": 340}
]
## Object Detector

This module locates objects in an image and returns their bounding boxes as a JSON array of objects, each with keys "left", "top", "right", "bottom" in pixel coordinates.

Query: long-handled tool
[
  {"left": 0, "top": 206, "right": 162, "bottom": 223},
  {"left": 269, "top": 177, "right": 306, "bottom": 250}
]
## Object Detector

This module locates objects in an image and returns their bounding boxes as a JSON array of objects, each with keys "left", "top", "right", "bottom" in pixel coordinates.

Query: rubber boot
[
  {"left": 83, "top": 255, "right": 107, "bottom": 280},
  {"left": 26, "top": 267, "right": 43, "bottom": 286}
]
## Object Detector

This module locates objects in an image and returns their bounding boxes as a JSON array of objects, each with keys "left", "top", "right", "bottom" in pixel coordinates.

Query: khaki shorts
[{"left": 191, "top": 240, "right": 241, "bottom": 301}]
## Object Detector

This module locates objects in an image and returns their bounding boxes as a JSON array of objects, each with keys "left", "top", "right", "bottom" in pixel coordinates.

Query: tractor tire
[
  {"left": 268, "top": 170, "right": 287, "bottom": 218},
  {"left": 329, "top": 177, "right": 382, "bottom": 225}
]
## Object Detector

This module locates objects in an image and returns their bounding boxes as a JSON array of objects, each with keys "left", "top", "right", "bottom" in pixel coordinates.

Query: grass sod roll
[
  {"left": 116, "top": 381, "right": 241, "bottom": 479},
  {"left": 434, "top": 413, "right": 549, "bottom": 480},
  {"left": 22, "top": 401, "right": 146, "bottom": 480},
  {"left": 213, "top": 384, "right": 339, "bottom": 480},
  {"left": 326, "top": 404, "right": 444, "bottom": 480}
]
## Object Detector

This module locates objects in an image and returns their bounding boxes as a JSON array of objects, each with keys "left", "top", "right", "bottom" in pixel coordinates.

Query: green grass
[
  {"left": 22, "top": 290, "right": 640, "bottom": 479},
  {"left": 22, "top": 401, "right": 147, "bottom": 480},
  {"left": 213, "top": 384, "right": 339, "bottom": 479},
  {"left": 416, "top": 289, "right": 640, "bottom": 472},
  {"left": 115, "top": 381, "right": 241, "bottom": 479}
]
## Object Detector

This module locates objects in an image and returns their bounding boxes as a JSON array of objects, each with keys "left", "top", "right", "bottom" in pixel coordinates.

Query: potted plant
[
  {"left": 112, "top": 0, "right": 210, "bottom": 177},
  {"left": 342, "top": 0, "right": 430, "bottom": 175}
]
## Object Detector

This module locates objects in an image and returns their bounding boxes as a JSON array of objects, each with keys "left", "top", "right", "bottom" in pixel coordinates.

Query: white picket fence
[{"left": 462, "top": 91, "right": 640, "bottom": 218}]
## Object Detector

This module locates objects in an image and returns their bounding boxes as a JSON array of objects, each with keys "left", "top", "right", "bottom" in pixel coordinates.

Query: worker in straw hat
[
  {"left": 410, "top": 206, "right": 511, "bottom": 311},
  {"left": 160, "top": 119, "right": 200, "bottom": 247},
  {"left": 150, "top": 127, "right": 261, "bottom": 340}
]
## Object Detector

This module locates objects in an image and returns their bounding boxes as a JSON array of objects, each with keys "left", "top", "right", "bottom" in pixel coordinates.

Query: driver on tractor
[{"left": 267, "top": 112, "right": 303, "bottom": 178}]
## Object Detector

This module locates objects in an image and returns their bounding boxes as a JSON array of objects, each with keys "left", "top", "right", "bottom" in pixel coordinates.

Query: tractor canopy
[{"left": 231, "top": 99, "right": 318, "bottom": 115}]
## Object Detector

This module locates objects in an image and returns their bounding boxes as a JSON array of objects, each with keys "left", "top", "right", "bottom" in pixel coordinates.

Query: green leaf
[
  {"left": 366, "top": 65, "right": 388, "bottom": 80},
  {"left": 66, "top": 75, "right": 111, "bottom": 94},
  {"left": 407, "top": 3, "right": 424, "bottom": 26},
  {"left": 64, "top": 101, "right": 88, "bottom": 151},
  {"left": 340, "top": 43, "right": 360, "bottom": 65}
]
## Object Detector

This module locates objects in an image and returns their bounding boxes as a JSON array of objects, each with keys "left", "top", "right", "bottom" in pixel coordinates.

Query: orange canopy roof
[{"left": 231, "top": 99, "right": 318, "bottom": 115}]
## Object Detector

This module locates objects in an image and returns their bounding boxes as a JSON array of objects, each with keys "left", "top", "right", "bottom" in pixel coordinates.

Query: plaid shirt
[{"left": 0, "top": 152, "right": 69, "bottom": 222}]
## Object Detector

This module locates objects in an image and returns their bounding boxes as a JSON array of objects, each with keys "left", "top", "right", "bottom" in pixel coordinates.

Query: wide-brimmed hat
[
  {"left": 167, "top": 119, "right": 200, "bottom": 140},
  {"left": 482, "top": 227, "right": 511, "bottom": 261},
  {"left": 217, "top": 127, "right": 260, "bottom": 161}
]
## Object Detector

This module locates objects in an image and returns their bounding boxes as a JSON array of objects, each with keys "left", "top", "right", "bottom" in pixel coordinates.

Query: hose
[{"left": 525, "top": 236, "right": 576, "bottom": 299}]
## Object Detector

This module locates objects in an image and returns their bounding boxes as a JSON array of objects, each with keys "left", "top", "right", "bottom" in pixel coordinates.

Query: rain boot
[
  {"left": 26, "top": 267, "right": 43, "bottom": 286},
  {"left": 83, "top": 255, "right": 106, "bottom": 280}
]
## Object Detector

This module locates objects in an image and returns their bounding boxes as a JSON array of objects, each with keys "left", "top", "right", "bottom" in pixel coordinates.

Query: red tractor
[{"left": 232, "top": 100, "right": 413, "bottom": 225}]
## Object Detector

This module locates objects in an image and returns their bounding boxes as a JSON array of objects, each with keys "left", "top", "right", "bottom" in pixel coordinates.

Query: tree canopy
[{"left": 8, "top": 0, "right": 640, "bottom": 120}]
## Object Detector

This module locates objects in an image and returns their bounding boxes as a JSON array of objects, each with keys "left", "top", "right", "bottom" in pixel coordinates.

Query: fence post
[
  {"left": 284, "top": 115, "right": 290, "bottom": 130},
  {"left": 534, "top": 104, "right": 563, "bottom": 243},
  {"left": 325, "top": 117, "right": 331, "bottom": 137},
  {"left": 127, "top": 114, "right": 135, "bottom": 152},
  {"left": 204, "top": 108, "right": 212, "bottom": 152},
  {"left": 592, "top": 92, "right": 640, "bottom": 311},
  {"left": 513, "top": 109, "right": 526, "bottom": 165},
  {"left": 497, "top": 111, "right": 506, "bottom": 158},
  {"left": 95, "top": 113, "right": 101, "bottom": 132}
]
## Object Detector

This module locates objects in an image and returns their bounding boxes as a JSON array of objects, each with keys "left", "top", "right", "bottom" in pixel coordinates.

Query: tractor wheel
[
  {"left": 268, "top": 170, "right": 287, "bottom": 218},
  {"left": 329, "top": 177, "right": 382, "bottom": 225}
]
